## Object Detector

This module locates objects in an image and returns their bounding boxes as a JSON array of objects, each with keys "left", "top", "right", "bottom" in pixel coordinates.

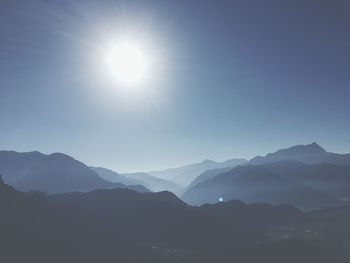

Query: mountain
[
  {"left": 148, "top": 158, "right": 247, "bottom": 187},
  {"left": 0, "top": 176, "right": 335, "bottom": 263},
  {"left": 182, "top": 165, "right": 340, "bottom": 210},
  {"left": 0, "top": 175, "right": 164, "bottom": 263},
  {"left": 91, "top": 166, "right": 180, "bottom": 193},
  {"left": 250, "top": 142, "right": 350, "bottom": 166},
  {"left": 0, "top": 150, "right": 46, "bottom": 185},
  {"left": 261, "top": 160, "right": 350, "bottom": 201},
  {"left": 188, "top": 167, "right": 234, "bottom": 188},
  {"left": 121, "top": 172, "right": 180, "bottom": 193},
  {"left": 188, "top": 143, "right": 350, "bottom": 191},
  {"left": 90, "top": 166, "right": 144, "bottom": 185},
  {"left": 0, "top": 151, "right": 149, "bottom": 194}
]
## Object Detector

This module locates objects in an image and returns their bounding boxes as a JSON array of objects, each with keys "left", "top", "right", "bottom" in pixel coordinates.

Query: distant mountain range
[
  {"left": 250, "top": 142, "right": 350, "bottom": 166},
  {"left": 2, "top": 142, "right": 350, "bottom": 211},
  {"left": 182, "top": 164, "right": 340, "bottom": 209},
  {"left": 0, "top": 151, "right": 148, "bottom": 194},
  {"left": 184, "top": 143, "right": 350, "bottom": 209},
  {"left": 90, "top": 166, "right": 144, "bottom": 186},
  {"left": 91, "top": 167, "right": 179, "bottom": 193},
  {"left": 148, "top": 158, "right": 247, "bottom": 187}
]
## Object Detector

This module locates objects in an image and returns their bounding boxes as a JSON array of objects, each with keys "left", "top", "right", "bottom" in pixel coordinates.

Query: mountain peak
[
  {"left": 310, "top": 142, "right": 325, "bottom": 150},
  {"left": 48, "top": 152, "right": 75, "bottom": 160},
  {"left": 249, "top": 142, "right": 329, "bottom": 165},
  {"left": 200, "top": 159, "right": 216, "bottom": 165},
  {"left": 275, "top": 142, "right": 326, "bottom": 155}
]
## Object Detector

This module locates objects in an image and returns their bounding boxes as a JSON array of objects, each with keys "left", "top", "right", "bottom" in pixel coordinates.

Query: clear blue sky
[{"left": 1, "top": 0, "right": 350, "bottom": 172}]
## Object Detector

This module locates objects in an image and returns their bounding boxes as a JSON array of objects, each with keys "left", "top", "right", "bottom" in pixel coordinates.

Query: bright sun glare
[{"left": 105, "top": 42, "right": 148, "bottom": 85}]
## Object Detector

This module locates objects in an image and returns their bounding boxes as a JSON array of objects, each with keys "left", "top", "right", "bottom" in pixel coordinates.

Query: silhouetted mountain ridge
[
  {"left": 183, "top": 164, "right": 340, "bottom": 209},
  {"left": 189, "top": 166, "right": 234, "bottom": 188},
  {"left": 90, "top": 166, "right": 144, "bottom": 185},
  {"left": 0, "top": 151, "right": 149, "bottom": 194},
  {"left": 148, "top": 158, "right": 247, "bottom": 187},
  {"left": 91, "top": 167, "right": 179, "bottom": 192},
  {"left": 250, "top": 142, "right": 350, "bottom": 166},
  {"left": 0, "top": 177, "right": 335, "bottom": 263},
  {"left": 121, "top": 172, "right": 180, "bottom": 192}
]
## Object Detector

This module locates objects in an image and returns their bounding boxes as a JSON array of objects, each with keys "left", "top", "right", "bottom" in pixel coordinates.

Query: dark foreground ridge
[{"left": 0, "top": 175, "right": 338, "bottom": 263}]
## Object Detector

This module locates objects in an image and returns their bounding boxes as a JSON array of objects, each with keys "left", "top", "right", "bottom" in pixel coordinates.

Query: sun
[{"left": 105, "top": 42, "right": 148, "bottom": 85}]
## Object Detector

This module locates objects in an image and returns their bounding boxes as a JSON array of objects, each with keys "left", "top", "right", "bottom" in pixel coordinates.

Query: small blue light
[{"left": 218, "top": 197, "right": 224, "bottom": 202}]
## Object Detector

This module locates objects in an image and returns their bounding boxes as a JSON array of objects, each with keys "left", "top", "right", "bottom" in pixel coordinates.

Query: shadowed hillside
[
  {"left": 183, "top": 165, "right": 340, "bottom": 209},
  {"left": 0, "top": 174, "right": 336, "bottom": 263}
]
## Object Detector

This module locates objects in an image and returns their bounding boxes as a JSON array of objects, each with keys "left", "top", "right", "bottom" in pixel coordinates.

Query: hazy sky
[{"left": 1, "top": 0, "right": 350, "bottom": 172}]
